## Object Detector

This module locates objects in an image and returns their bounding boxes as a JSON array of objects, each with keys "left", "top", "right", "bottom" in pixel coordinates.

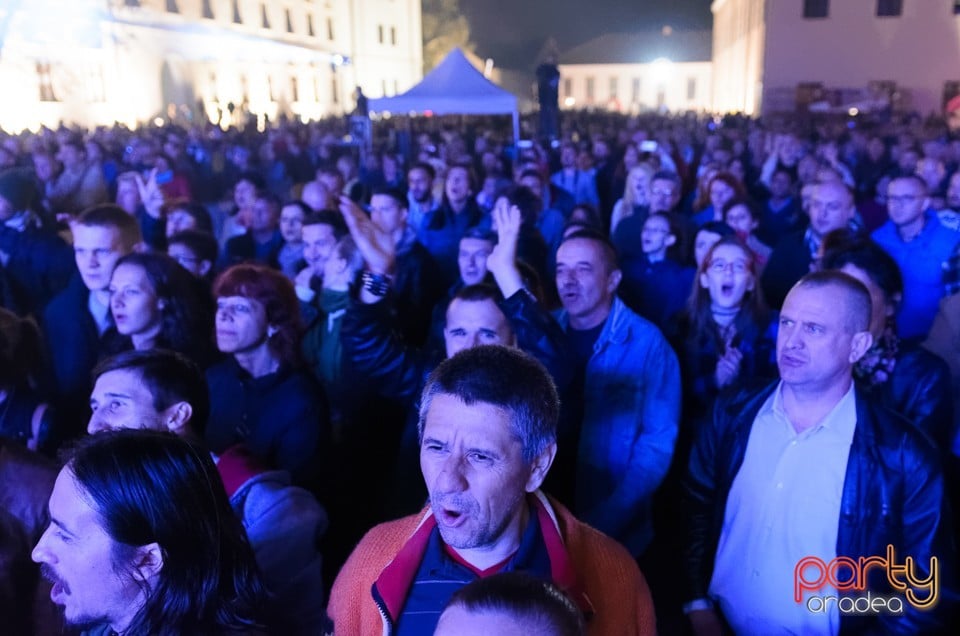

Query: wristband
[{"left": 361, "top": 271, "right": 391, "bottom": 297}]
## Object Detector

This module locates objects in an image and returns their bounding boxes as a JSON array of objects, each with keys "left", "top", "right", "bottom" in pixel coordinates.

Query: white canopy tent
[{"left": 368, "top": 48, "right": 520, "bottom": 145}]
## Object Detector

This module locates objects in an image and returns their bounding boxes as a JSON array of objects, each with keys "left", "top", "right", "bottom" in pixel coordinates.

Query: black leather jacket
[
  {"left": 682, "top": 382, "right": 957, "bottom": 635},
  {"left": 341, "top": 288, "right": 573, "bottom": 405},
  {"left": 862, "top": 344, "right": 955, "bottom": 453}
]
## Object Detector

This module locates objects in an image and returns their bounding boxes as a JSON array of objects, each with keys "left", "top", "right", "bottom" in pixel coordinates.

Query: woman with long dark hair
[
  {"left": 672, "top": 236, "right": 777, "bottom": 425},
  {"left": 106, "top": 252, "right": 216, "bottom": 367}
]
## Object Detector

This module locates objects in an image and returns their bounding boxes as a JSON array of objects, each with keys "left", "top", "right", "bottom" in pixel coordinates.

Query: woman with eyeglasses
[
  {"left": 205, "top": 263, "right": 328, "bottom": 485},
  {"left": 672, "top": 236, "right": 778, "bottom": 428},
  {"left": 105, "top": 252, "right": 216, "bottom": 367}
]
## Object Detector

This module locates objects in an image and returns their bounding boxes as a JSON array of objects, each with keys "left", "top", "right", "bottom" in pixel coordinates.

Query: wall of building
[
  {"left": 710, "top": 0, "right": 766, "bottom": 115},
  {"left": 557, "top": 61, "right": 713, "bottom": 113},
  {"left": 0, "top": 0, "right": 422, "bottom": 131},
  {"left": 761, "top": 0, "right": 960, "bottom": 114}
]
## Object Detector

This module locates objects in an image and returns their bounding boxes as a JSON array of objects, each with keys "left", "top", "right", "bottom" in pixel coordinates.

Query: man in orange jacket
[{"left": 326, "top": 345, "right": 656, "bottom": 635}]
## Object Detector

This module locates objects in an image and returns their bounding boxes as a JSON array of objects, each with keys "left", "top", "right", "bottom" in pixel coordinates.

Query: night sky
[{"left": 460, "top": 0, "right": 714, "bottom": 70}]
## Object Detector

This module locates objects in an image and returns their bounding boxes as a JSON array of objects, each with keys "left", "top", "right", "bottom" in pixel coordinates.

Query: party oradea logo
[{"left": 794, "top": 545, "right": 939, "bottom": 615}]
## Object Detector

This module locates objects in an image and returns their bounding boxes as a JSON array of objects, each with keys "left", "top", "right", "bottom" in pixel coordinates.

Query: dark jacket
[
  {"left": 392, "top": 231, "right": 446, "bottom": 346},
  {"left": 0, "top": 224, "right": 74, "bottom": 313},
  {"left": 683, "top": 382, "right": 957, "bottom": 635},
  {"left": 40, "top": 274, "right": 108, "bottom": 438},
  {"left": 863, "top": 344, "right": 955, "bottom": 453},
  {"left": 0, "top": 440, "right": 61, "bottom": 635},
  {"left": 205, "top": 358, "right": 328, "bottom": 486},
  {"left": 760, "top": 230, "right": 813, "bottom": 310},
  {"left": 220, "top": 231, "right": 284, "bottom": 270}
]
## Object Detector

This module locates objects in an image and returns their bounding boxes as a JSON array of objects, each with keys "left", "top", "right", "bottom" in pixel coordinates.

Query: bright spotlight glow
[
  {"left": 564, "top": 96, "right": 576, "bottom": 107},
  {"left": 650, "top": 57, "right": 673, "bottom": 83},
  {"left": 153, "top": 117, "right": 164, "bottom": 127},
  {"left": 848, "top": 107, "right": 859, "bottom": 116}
]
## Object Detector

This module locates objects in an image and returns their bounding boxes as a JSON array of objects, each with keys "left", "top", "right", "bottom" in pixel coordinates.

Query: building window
[
  {"left": 632, "top": 77, "right": 641, "bottom": 102},
  {"left": 285, "top": 9, "right": 293, "bottom": 32},
  {"left": 803, "top": 0, "right": 828, "bottom": 19},
  {"left": 124, "top": 0, "right": 139, "bottom": 6},
  {"left": 327, "top": 16, "right": 335, "bottom": 40},
  {"left": 232, "top": 0, "right": 242, "bottom": 24},
  {"left": 261, "top": 4, "right": 270, "bottom": 29},
  {"left": 877, "top": 0, "right": 902, "bottom": 16},
  {"left": 687, "top": 77, "right": 697, "bottom": 100},
  {"left": 609, "top": 77, "right": 618, "bottom": 99},
  {"left": 586, "top": 77, "right": 595, "bottom": 101},
  {"left": 268, "top": 76, "right": 276, "bottom": 102},
  {"left": 37, "top": 62, "right": 57, "bottom": 102},
  {"left": 955, "top": 0, "right": 960, "bottom": 15},
  {"left": 378, "top": 25, "right": 384, "bottom": 44},
  {"left": 390, "top": 26, "right": 397, "bottom": 46},
  {"left": 291, "top": 76, "right": 299, "bottom": 102},
  {"left": 201, "top": 0, "right": 213, "bottom": 19},
  {"left": 394, "top": 79, "right": 399, "bottom": 94},
  {"left": 563, "top": 77, "right": 572, "bottom": 97},
  {"left": 307, "top": 13, "right": 315, "bottom": 36},
  {"left": 332, "top": 74, "right": 339, "bottom": 104},
  {"left": 382, "top": 79, "right": 388, "bottom": 95},
  {"left": 166, "top": 0, "right": 178, "bottom": 13}
]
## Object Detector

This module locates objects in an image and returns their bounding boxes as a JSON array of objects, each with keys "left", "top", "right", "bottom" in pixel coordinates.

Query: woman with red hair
[{"left": 204, "top": 263, "right": 328, "bottom": 485}]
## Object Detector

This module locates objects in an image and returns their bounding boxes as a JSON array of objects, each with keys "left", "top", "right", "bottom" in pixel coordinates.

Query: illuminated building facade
[
  {"left": 557, "top": 30, "right": 714, "bottom": 113},
  {"left": 712, "top": 0, "right": 960, "bottom": 115},
  {"left": 0, "top": 0, "right": 423, "bottom": 131}
]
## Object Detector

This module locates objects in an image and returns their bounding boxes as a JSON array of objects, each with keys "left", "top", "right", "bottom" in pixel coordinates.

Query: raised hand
[
  {"left": 135, "top": 168, "right": 165, "bottom": 219},
  {"left": 487, "top": 197, "right": 524, "bottom": 298},
  {"left": 338, "top": 194, "right": 395, "bottom": 275}
]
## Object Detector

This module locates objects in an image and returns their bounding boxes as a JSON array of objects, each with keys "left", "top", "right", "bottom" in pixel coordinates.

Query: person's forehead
[
  {"left": 73, "top": 224, "right": 123, "bottom": 247},
  {"left": 94, "top": 368, "right": 154, "bottom": 403},
  {"left": 423, "top": 393, "right": 514, "bottom": 442},
  {"left": 460, "top": 237, "right": 493, "bottom": 253},
  {"left": 710, "top": 243, "right": 747, "bottom": 261},
  {"left": 888, "top": 179, "right": 922, "bottom": 194},
  {"left": 280, "top": 205, "right": 304, "bottom": 219},
  {"left": 302, "top": 223, "right": 335, "bottom": 240},
  {"left": 447, "top": 298, "right": 505, "bottom": 326},
  {"left": 370, "top": 194, "right": 400, "bottom": 209},
  {"left": 783, "top": 285, "right": 844, "bottom": 320},
  {"left": 643, "top": 216, "right": 670, "bottom": 230},
  {"left": 49, "top": 468, "right": 101, "bottom": 532},
  {"left": 558, "top": 238, "right": 603, "bottom": 263}
]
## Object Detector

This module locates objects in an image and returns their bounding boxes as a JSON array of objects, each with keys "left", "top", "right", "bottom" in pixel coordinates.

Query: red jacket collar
[{"left": 372, "top": 491, "right": 594, "bottom": 624}]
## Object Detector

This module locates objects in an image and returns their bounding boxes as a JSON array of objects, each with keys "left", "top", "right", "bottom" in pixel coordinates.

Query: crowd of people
[{"left": 0, "top": 107, "right": 959, "bottom": 634}]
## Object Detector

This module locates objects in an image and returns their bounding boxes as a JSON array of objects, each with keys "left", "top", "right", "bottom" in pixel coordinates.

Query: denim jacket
[{"left": 556, "top": 297, "right": 681, "bottom": 556}]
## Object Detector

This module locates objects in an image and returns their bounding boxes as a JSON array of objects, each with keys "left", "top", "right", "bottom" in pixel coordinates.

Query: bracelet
[{"left": 361, "top": 271, "right": 391, "bottom": 297}]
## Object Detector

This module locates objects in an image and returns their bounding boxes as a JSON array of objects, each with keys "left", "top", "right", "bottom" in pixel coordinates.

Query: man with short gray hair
[{"left": 327, "top": 345, "right": 656, "bottom": 636}]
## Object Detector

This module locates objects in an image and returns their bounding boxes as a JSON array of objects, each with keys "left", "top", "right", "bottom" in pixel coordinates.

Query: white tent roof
[{"left": 369, "top": 48, "right": 518, "bottom": 116}]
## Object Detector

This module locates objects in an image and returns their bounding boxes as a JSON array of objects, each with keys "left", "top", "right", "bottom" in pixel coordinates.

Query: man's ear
[
  {"left": 665, "top": 234, "right": 677, "bottom": 247},
  {"left": 525, "top": 442, "right": 557, "bottom": 493},
  {"left": 198, "top": 260, "right": 213, "bottom": 277},
  {"left": 161, "top": 401, "right": 193, "bottom": 436},
  {"left": 607, "top": 268, "right": 622, "bottom": 294},
  {"left": 132, "top": 241, "right": 148, "bottom": 254},
  {"left": 849, "top": 331, "right": 873, "bottom": 364},
  {"left": 133, "top": 542, "right": 164, "bottom": 584}
]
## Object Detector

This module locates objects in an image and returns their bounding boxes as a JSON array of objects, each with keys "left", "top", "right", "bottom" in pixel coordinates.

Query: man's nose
[{"left": 436, "top": 456, "right": 468, "bottom": 492}]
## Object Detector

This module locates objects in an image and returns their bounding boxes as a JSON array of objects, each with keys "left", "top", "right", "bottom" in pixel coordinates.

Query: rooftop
[{"left": 559, "top": 29, "right": 712, "bottom": 65}]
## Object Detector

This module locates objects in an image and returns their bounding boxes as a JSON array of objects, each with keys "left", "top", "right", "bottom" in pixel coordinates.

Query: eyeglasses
[
  {"left": 216, "top": 300, "right": 256, "bottom": 316},
  {"left": 708, "top": 259, "right": 749, "bottom": 274}
]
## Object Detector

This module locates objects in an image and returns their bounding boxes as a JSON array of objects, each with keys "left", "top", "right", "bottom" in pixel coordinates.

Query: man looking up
[{"left": 327, "top": 345, "right": 655, "bottom": 635}]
